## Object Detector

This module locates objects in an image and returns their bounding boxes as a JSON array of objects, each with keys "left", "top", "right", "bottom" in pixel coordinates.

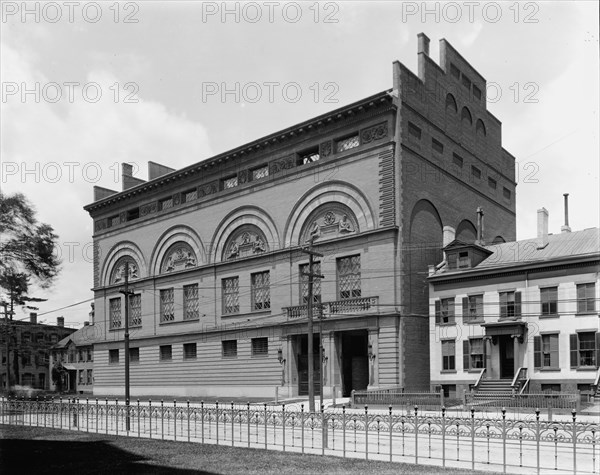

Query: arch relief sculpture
[
  {"left": 223, "top": 225, "right": 269, "bottom": 261},
  {"left": 160, "top": 242, "right": 198, "bottom": 273},
  {"left": 302, "top": 205, "right": 358, "bottom": 244}
]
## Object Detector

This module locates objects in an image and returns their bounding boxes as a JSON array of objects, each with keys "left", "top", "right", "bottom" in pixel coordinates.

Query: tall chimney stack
[
  {"left": 561, "top": 193, "right": 571, "bottom": 233},
  {"left": 57, "top": 316, "right": 64, "bottom": 327},
  {"left": 476, "top": 207, "right": 485, "bottom": 245},
  {"left": 537, "top": 208, "right": 549, "bottom": 249},
  {"left": 417, "top": 32, "right": 430, "bottom": 81},
  {"left": 30, "top": 312, "right": 37, "bottom": 324}
]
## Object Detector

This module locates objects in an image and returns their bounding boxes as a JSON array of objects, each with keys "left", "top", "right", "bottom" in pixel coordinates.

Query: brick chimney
[
  {"left": 417, "top": 32, "right": 430, "bottom": 81},
  {"left": 537, "top": 208, "right": 549, "bottom": 249},
  {"left": 561, "top": 193, "right": 571, "bottom": 233},
  {"left": 443, "top": 225, "right": 455, "bottom": 247},
  {"left": 476, "top": 207, "right": 485, "bottom": 245},
  {"left": 30, "top": 312, "right": 37, "bottom": 324},
  {"left": 57, "top": 316, "right": 64, "bottom": 327}
]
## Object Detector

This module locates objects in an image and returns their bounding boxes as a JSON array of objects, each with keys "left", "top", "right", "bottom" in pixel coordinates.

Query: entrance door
[
  {"left": 298, "top": 335, "right": 320, "bottom": 396},
  {"left": 341, "top": 331, "right": 369, "bottom": 397},
  {"left": 499, "top": 335, "right": 514, "bottom": 379}
]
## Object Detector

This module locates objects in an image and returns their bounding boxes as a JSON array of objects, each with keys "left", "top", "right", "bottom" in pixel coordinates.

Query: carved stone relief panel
[
  {"left": 223, "top": 225, "right": 269, "bottom": 261},
  {"left": 301, "top": 204, "right": 359, "bottom": 244},
  {"left": 160, "top": 242, "right": 197, "bottom": 273},
  {"left": 360, "top": 122, "right": 388, "bottom": 144},
  {"left": 110, "top": 256, "right": 139, "bottom": 285}
]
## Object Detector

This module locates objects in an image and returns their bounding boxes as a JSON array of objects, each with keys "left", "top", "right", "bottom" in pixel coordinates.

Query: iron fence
[
  {"left": 1, "top": 397, "right": 598, "bottom": 474},
  {"left": 467, "top": 392, "right": 581, "bottom": 410}
]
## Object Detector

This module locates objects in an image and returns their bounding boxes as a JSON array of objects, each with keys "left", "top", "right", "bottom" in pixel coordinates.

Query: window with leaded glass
[
  {"left": 298, "top": 147, "right": 320, "bottom": 165},
  {"left": 499, "top": 291, "right": 521, "bottom": 318},
  {"left": 109, "top": 297, "right": 122, "bottom": 329},
  {"left": 577, "top": 283, "right": 596, "bottom": 313},
  {"left": 337, "top": 255, "right": 361, "bottom": 299},
  {"left": 252, "top": 165, "right": 269, "bottom": 180},
  {"left": 160, "top": 288, "right": 175, "bottom": 322},
  {"left": 300, "top": 262, "right": 321, "bottom": 305},
  {"left": 182, "top": 188, "right": 197, "bottom": 203},
  {"left": 222, "top": 176, "right": 238, "bottom": 189},
  {"left": 441, "top": 340, "right": 455, "bottom": 370},
  {"left": 128, "top": 294, "right": 142, "bottom": 326},
  {"left": 222, "top": 277, "right": 239, "bottom": 314},
  {"left": 252, "top": 337, "right": 268, "bottom": 357},
  {"left": 252, "top": 271, "right": 271, "bottom": 310},
  {"left": 184, "top": 284, "right": 199, "bottom": 320},
  {"left": 462, "top": 295, "right": 483, "bottom": 323},
  {"left": 540, "top": 287, "right": 558, "bottom": 316},
  {"left": 336, "top": 134, "right": 359, "bottom": 152},
  {"left": 435, "top": 298, "right": 455, "bottom": 324},
  {"left": 159, "top": 197, "right": 173, "bottom": 211}
]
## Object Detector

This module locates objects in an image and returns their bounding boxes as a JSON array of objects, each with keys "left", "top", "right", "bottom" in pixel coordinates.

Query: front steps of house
[{"left": 473, "top": 379, "right": 513, "bottom": 403}]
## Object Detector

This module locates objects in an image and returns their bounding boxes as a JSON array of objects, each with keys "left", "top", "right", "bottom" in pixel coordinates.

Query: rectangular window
[
  {"left": 461, "top": 74, "right": 471, "bottom": 90},
  {"left": 159, "top": 345, "right": 172, "bottom": 362},
  {"left": 183, "top": 343, "right": 197, "bottom": 360},
  {"left": 159, "top": 197, "right": 173, "bottom": 211},
  {"left": 109, "top": 297, "right": 122, "bottom": 329},
  {"left": 408, "top": 122, "right": 422, "bottom": 140},
  {"left": 540, "top": 287, "right": 558, "bottom": 316},
  {"left": 222, "top": 277, "right": 240, "bottom": 314},
  {"left": 160, "top": 288, "right": 175, "bottom": 322},
  {"left": 129, "top": 347, "right": 139, "bottom": 363},
  {"left": 473, "top": 85, "right": 482, "bottom": 100},
  {"left": 577, "top": 283, "right": 596, "bottom": 313},
  {"left": 452, "top": 153, "right": 463, "bottom": 168},
  {"left": 469, "top": 338, "right": 485, "bottom": 369},
  {"left": 87, "top": 369, "right": 93, "bottom": 384},
  {"left": 182, "top": 188, "right": 198, "bottom": 203},
  {"left": 442, "top": 340, "right": 455, "bottom": 370},
  {"left": 50, "top": 333, "right": 58, "bottom": 343},
  {"left": 336, "top": 134, "right": 360, "bottom": 152},
  {"left": 222, "top": 176, "right": 238, "bottom": 190},
  {"left": 129, "top": 294, "right": 142, "bottom": 326},
  {"left": 458, "top": 251, "right": 470, "bottom": 268},
  {"left": 183, "top": 284, "right": 199, "bottom": 320},
  {"left": 570, "top": 332, "right": 598, "bottom": 367},
  {"left": 488, "top": 177, "right": 497, "bottom": 190},
  {"left": 435, "top": 298, "right": 455, "bottom": 324},
  {"left": 462, "top": 295, "right": 483, "bottom": 323},
  {"left": 251, "top": 271, "right": 271, "bottom": 310},
  {"left": 298, "top": 147, "right": 320, "bottom": 165},
  {"left": 542, "top": 334, "right": 559, "bottom": 368},
  {"left": 337, "top": 255, "right": 361, "bottom": 299},
  {"left": 300, "top": 262, "right": 321, "bottom": 305},
  {"left": 251, "top": 165, "right": 269, "bottom": 181},
  {"left": 450, "top": 63, "right": 460, "bottom": 79},
  {"left": 126, "top": 208, "right": 139, "bottom": 221},
  {"left": 78, "top": 370, "right": 83, "bottom": 385},
  {"left": 503, "top": 187, "right": 511, "bottom": 200},
  {"left": 471, "top": 166, "right": 481, "bottom": 179},
  {"left": 222, "top": 340, "right": 238, "bottom": 358},
  {"left": 499, "top": 291, "right": 521, "bottom": 318},
  {"left": 109, "top": 349, "right": 119, "bottom": 364},
  {"left": 22, "top": 332, "right": 31, "bottom": 344},
  {"left": 251, "top": 337, "right": 268, "bottom": 357},
  {"left": 432, "top": 138, "right": 444, "bottom": 154}
]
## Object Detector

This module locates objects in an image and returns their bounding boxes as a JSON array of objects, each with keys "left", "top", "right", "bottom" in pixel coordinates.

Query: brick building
[
  {"left": 428, "top": 206, "right": 600, "bottom": 399},
  {"left": 84, "top": 33, "right": 516, "bottom": 398},
  {"left": 1, "top": 314, "right": 75, "bottom": 391}
]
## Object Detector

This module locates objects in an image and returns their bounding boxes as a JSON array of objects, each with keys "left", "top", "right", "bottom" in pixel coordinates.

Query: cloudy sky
[{"left": 1, "top": 1, "right": 598, "bottom": 327}]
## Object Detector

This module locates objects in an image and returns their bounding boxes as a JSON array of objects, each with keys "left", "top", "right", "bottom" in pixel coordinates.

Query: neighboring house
[
  {"left": 428, "top": 206, "right": 600, "bottom": 399},
  {"left": 1, "top": 315, "right": 75, "bottom": 390},
  {"left": 84, "top": 33, "right": 517, "bottom": 398},
  {"left": 50, "top": 322, "right": 96, "bottom": 394}
]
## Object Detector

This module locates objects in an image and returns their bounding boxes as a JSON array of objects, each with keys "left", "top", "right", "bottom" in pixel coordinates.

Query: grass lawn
[{"left": 0, "top": 424, "right": 499, "bottom": 474}]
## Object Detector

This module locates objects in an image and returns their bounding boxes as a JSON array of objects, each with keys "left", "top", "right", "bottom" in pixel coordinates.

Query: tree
[{"left": 0, "top": 192, "right": 61, "bottom": 390}]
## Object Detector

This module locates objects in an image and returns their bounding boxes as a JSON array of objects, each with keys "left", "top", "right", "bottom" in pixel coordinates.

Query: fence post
[
  {"left": 301, "top": 403, "right": 305, "bottom": 454},
  {"left": 414, "top": 405, "right": 419, "bottom": 465},
  {"left": 282, "top": 404, "right": 286, "bottom": 452},
  {"left": 173, "top": 400, "right": 177, "bottom": 442},
  {"left": 576, "top": 391, "right": 581, "bottom": 412},
  {"left": 86, "top": 398, "right": 89, "bottom": 433},
  {"left": 342, "top": 405, "right": 346, "bottom": 458},
  {"left": 149, "top": 399, "right": 152, "bottom": 438},
  {"left": 572, "top": 409, "right": 577, "bottom": 475},
  {"left": 440, "top": 388, "right": 444, "bottom": 408},
  {"left": 264, "top": 403, "right": 268, "bottom": 450},
  {"left": 364, "top": 405, "right": 369, "bottom": 460},
  {"left": 535, "top": 408, "right": 540, "bottom": 475},
  {"left": 442, "top": 406, "right": 446, "bottom": 468},
  {"left": 115, "top": 399, "right": 118, "bottom": 436},
  {"left": 105, "top": 398, "right": 108, "bottom": 435},
  {"left": 187, "top": 400, "right": 190, "bottom": 443},
  {"left": 161, "top": 400, "right": 164, "bottom": 440},
  {"left": 321, "top": 404, "right": 327, "bottom": 454},
  {"left": 246, "top": 402, "right": 250, "bottom": 448},
  {"left": 502, "top": 407, "right": 506, "bottom": 474},
  {"left": 231, "top": 402, "right": 234, "bottom": 447},
  {"left": 201, "top": 401, "right": 204, "bottom": 444},
  {"left": 389, "top": 405, "right": 393, "bottom": 462},
  {"left": 471, "top": 407, "right": 475, "bottom": 470},
  {"left": 138, "top": 400, "right": 141, "bottom": 438}
]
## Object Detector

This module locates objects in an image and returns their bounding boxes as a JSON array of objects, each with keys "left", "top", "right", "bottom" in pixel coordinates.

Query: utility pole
[
  {"left": 119, "top": 261, "right": 133, "bottom": 431},
  {"left": 1, "top": 301, "right": 9, "bottom": 391},
  {"left": 302, "top": 237, "right": 323, "bottom": 413}
]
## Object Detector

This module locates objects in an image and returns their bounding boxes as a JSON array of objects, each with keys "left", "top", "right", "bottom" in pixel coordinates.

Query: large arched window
[
  {"left": 461, "top": 106, "right": 473, "bottom": 125},
  {"left": 445, "top": 93, "right": 458, "bottom": 113}
]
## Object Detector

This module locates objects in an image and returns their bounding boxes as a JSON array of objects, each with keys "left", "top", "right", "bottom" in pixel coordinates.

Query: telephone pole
[
  {"left": 301, "top": 237, "right": 323, "bottom": 412},
  {"left": 118, "top": 261, "right": 133, "bottom": 431}
]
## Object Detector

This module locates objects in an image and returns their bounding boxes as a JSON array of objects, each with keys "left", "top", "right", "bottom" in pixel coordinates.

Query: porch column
[
  {"left": 323, "top": 331, "right": 334, "bottom": 397},
  {"left": 511, "top": 334, "right": 521, "bottom": 372},
  {"left": 483, "top": 336, "right": 493, "bottom": 378},
  {"left": 367, "top": 329, "right": 379, "bottom": 389}
]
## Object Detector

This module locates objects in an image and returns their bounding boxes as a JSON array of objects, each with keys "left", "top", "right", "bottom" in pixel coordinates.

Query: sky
[{"left": 1, "top": 1, "right": 598, "bottom": 327}]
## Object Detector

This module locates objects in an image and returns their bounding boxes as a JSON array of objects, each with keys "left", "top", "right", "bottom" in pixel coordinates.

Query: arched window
[
  {"left": 461, "top": 107, "right": 472, "bottom": 125},
  {"left": 445, "top": 93, "right": 458, "bottom": 113},
  {"left": 476, "top": 119, "right": 486, "bottom": 136}
]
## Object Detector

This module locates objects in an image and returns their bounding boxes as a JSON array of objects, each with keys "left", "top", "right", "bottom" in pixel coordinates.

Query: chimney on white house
[
  {"left": 57, "top": 316, "right": 64, "bottom": 327},
  {"left": 30, "top": 312, "right": 37, "bottom": 324},
  {"left": 561, "top": 193, "right": 571, "bottom": 233},
  {"left": 537, "top": 208, "right": 549, "bottom": 249},
  {"left": 443, "top": 226, "right": 456, "bottom": 247},
  {"left": 417, "top": 32, "right": 430, "bottom": 81}
]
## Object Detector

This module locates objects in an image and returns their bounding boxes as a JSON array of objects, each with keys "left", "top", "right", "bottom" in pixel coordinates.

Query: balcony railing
[{"left": 284, "top": 296, "right": 379, "bottom": 320}]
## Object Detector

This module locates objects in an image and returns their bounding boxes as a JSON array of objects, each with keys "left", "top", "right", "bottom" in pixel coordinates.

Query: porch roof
[{"left": 480, "top": 320, "right": 527, "bottom": 336}]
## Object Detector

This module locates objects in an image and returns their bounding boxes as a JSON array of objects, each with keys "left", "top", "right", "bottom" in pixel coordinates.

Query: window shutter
[
  {"left": 570, "top": 334, "right": 578, "bottom": 368},
  {"left": 515, "top": 291, "right": 522, "bottom": 317},
  {"left": 596, "top": 332, "right": 600, "bottom": 368},
  {"left": 435, "top": 300, "right": 441, "bottom": 324},
  {"left": 462, "top": 297, "right": 469, "bottom": 321},
  {"left": 463, "top": 340, "right": 470, "bottom": 371},
  {"left": 483, "top": 340, "right": 487, "bottom": 368},
  {"left": 448, "top": 299, "right": 455, "bottom": 319},
  {"left": 533, "top": 336, "right": 541, "bottom": 369}
]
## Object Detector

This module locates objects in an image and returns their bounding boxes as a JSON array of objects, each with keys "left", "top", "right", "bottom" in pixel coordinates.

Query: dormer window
[{"left": 458, "top": 251, "right": 470, "bottom": 268}]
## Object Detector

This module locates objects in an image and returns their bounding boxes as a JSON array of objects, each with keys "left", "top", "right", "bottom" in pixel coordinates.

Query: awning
[
  {"left": 480, "top": 320, "right": 527, "bottom": 337},
  {"left": 62, "top": 364, "right": 77, "bottom": 371}
]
